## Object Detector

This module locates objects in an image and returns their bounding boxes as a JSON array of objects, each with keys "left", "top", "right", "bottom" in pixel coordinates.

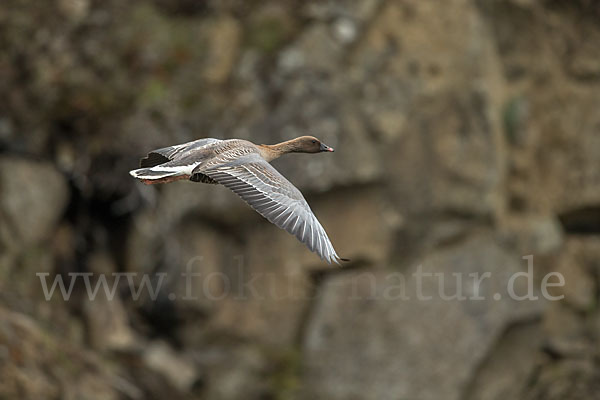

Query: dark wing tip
[
  {"left": 140, "top": 152, "right": 170, "bottom": 168},
  {"left": 339, "top": 258, "right": 351, "bottom": 262}
]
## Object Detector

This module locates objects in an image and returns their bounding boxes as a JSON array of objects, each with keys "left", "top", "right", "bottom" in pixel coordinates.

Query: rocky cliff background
[{"left": 1, "top": 0, "right": 600, "bottom": 399}]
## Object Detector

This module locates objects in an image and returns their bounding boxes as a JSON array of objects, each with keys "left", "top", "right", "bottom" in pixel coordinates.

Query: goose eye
[{"left": 312, "top": 140, "right": 317, "bottom": 144}]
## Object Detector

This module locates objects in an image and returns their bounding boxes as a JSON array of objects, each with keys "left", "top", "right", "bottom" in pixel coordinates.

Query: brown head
[
  {"left": 259, "top": 136, "right": 335, "bottom": 161},
  {"left": 285, "top": 136, "right": 335, "bottom": 153}
]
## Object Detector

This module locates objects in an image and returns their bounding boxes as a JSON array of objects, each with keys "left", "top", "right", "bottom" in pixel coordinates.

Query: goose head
[{"left": 291, "top": 136, "right": 335, "bottom": 153}]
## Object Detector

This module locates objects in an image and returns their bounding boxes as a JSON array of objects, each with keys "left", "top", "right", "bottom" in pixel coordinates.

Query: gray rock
[
  {"left": 180, "top": 187, "right": 397, "bottom": 347},
  {"left": 247, "top": 73, "right": 383, "bottom": 191},
  {"left": 3, "top": 1, "right": 600, "bottom": 399},
  {"left": 523, "top": 359, "right": 600, "bottom": 400},
  {"left": 82, "top": 254, "right": 139, "bottom": 352},
  {"left": 57, "top": 0, "right": 90, "bottom": 22},
  {"left": 142, "top": 341, "right": 198, "bottom": 392},
  {"left": 203, "top": 222, "right": 314, "bottom": 346},
  {"left": 298, "top": 187, "right": 398, "bottom": 265},
  {"left": 0, "top": 307, "right": 130, "bottom": 400},
  {"left": 0, "top": 157, "right": 69, "bottom": 247},
  {"left": 542, "top": 302, "right": 589, "bottom": 358},
  {"left": 488, "top": 0, "right": 600, "bottom": 214},
  {"left": 168, "top": 219, "right": 243, "bottom": 315},
  {"left": 537, "top": 237, "right": 600, "bottom": 312},
  {"left": 386, "top": 90, "right": 504, "bottom": 218},
  {"left": 202, "top": 16, "right": 242, "bottom": 84},
  {"left": 301, "top": 236, "right": 546, "bottom": 400},
  {"left": 125, "top": 185, "right": 246, "bottom": 275},
  {"left": 464, "top": 322, "right": 544, "bottom": 400},
  {"left": 553, "top": 248, "right": 596, "bottom": 311},
  {"left": 282, "top": 24, "right": 343, "bottom": 73},
  {"left": 303, "top": 0, "right": 382, "bottom": 23},
  {"left": 350, "top": 0, "right": 506, "bottom": 219},
  {"left": 193, "top": 343, "right": 268, "bottom": 400},
  {"left": 499, "top": 215, "right": 564, "bottom": 256}
]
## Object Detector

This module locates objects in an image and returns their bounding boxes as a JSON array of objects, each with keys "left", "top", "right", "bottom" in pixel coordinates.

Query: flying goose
[{"left": 129, "top": 136, "right": 347, "bottom": 264}]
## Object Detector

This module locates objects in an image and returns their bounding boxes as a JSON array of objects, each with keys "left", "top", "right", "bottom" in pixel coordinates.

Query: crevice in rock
[
  {"left": 462, "top": 316, "right": 544, "bottom": 400},
  {"left": 558, "top": 206, "right": 600, "bottom": 235},
  {"left": 293, "top": 262, "right": 371, "bottom": 347},
  {"left": 151, "top": 0, "right": 211, "bottom": 17},
  {"left": 258, "top": 261, "right": 372, "bottom": 397},
  {"left": 544, "top": 0, "right": 600, "bottom": 21},
  {"left": 303, "top": 180, "right": 383, "bottom": 202}
]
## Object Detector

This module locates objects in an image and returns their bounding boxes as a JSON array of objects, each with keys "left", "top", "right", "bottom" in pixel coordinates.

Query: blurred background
[{"left": 1, "top": 0, "right": 600, "bottom": 399}]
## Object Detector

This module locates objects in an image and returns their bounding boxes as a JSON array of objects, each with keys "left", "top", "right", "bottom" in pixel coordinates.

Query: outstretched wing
[
  {"left": 201, "top": 156, "right": 343, "bottom": 264},
  {"left": 140, "top": 138, "right": 221, "bottom": 167}
]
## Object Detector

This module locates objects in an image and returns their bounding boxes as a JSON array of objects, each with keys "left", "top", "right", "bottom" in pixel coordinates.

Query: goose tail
[{"left": 129, "top": 166, "right": 189, "bottom": 185}]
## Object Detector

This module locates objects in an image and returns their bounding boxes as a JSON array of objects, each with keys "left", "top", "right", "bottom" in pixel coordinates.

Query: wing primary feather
[
  {"left": 203, "top": 158, "right": 342, "bottom": 264},
  {"left": 281, "top": 212, "right": 294, "bottom": 228},
  {"left": 300, "top": 221, "right": 307, "bottom": 242},
  {"left": 290, "top": 216, "right": 300, "bottom": 232}
]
